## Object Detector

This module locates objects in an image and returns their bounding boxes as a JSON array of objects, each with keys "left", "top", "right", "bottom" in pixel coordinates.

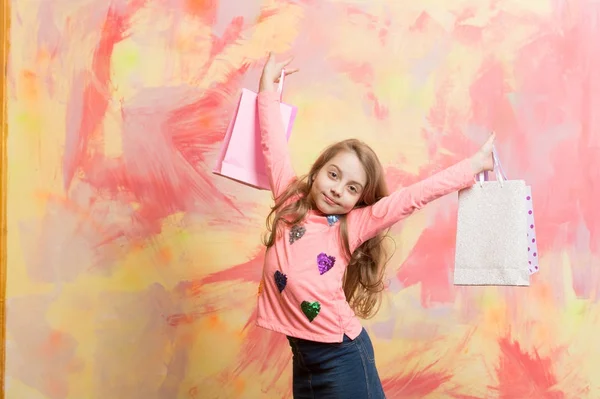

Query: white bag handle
[
  {"left": 477, "top": 145, "right": 508, "bottom": 187},
  {"left": 277, "top": 69, "right": 286, "bottom": 101}
]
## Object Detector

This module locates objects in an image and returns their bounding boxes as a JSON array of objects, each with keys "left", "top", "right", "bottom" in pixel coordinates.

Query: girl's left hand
[
  {"left": 259, "top": 52, "right": 299, "bottom": 92},
  {"left": 470, "top": 132, "right": 496, "bottom": 174}
]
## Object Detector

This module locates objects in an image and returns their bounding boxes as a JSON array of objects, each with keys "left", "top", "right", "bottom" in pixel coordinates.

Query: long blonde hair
[{"left": 263, "top": 139, "right": 391, "bottom": 319}]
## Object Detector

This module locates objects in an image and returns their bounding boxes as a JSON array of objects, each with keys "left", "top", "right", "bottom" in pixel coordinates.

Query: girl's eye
[
  {"left": 329, "top": 171, "right": 337, "bottom": 178},
  {"left": 349, "top": 186, "right": 357, "bottom": 193}
]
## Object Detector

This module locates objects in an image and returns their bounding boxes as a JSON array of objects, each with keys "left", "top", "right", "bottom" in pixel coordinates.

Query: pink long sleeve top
[{"left": 255, "top": 90, "right": 475, "bottom": 343}]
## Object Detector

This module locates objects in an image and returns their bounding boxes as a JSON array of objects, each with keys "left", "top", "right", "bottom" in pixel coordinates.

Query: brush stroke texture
[{"left": 5, "top": 0, "right": 599, "bottom": 398}]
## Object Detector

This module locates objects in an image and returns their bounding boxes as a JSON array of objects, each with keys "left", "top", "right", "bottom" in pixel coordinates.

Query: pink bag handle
[{"left": 277, "top": 69, "right": 286, "bottom": 101}]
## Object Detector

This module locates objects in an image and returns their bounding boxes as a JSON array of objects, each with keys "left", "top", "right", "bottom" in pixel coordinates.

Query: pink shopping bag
[{"left": 213, "top": 70, "right": 297, "bottom": 190}]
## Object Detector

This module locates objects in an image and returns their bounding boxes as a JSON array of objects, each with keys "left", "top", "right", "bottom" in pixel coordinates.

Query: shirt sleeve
[
  {"left": 257, "top": 90, "right": 297, "bottom": 198},
  {"left": 347, "top": 158, "right": 475, "bottom": 251}
]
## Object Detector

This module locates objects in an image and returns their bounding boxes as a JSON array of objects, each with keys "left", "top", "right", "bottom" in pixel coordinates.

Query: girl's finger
[
  {"left": 284, "top": 68, "right": 299, "bottom": 76},
  {"left": 275, "top": 68, "right": 299, "bottom": 83},
  {"left": 263, "top": 52, "right": 275, "bottom": 68},
  {"left": 483, "top": 132, "right": 496, "bottom": 150}
]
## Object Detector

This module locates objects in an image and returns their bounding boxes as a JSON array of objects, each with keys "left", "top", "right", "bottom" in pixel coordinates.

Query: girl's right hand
[
  {"left": 470, "top": 132, "right": 496, "bottom": 175},
  {"left": 259, "top": 52, "right": 298, "bottom": 92}
]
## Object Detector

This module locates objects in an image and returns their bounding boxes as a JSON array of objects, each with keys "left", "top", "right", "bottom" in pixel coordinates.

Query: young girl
[{"left": 254, "top": 53, "right": 495, "bottom": 398}]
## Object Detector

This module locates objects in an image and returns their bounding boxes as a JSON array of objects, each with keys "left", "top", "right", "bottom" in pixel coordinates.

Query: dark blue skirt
[{"left": 287, "top": 328, "right": 386, "bottom": 398}]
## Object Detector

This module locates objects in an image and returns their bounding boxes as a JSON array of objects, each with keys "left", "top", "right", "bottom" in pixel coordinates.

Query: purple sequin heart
[
  {"left": 317, "top": 252, "right": 336, "bottom": 275},
  {"left": 274, "top": 271, "right": 287, "bottom": 293}
]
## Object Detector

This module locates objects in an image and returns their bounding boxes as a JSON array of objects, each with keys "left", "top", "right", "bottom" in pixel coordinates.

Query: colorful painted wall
[{"left": 5, "top": 0, "right": 599, "bottom": 398}]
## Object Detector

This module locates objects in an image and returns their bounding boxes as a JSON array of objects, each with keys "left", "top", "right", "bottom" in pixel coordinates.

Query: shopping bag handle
[
  {"left": 277, "top": 69, "right": 286, "bottom": 101},
  {"left": 477, "top": 144, "right": 508, "bottom": 187}
]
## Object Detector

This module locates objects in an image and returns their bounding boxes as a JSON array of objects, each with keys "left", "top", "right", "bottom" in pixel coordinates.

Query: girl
[{"left": 255, "top": 53, "right": 495, "bottom": 398}]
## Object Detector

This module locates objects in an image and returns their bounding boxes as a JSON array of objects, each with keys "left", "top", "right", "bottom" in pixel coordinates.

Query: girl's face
[{"left": 309, "top": 150, "right": 368, "bottom": 215}]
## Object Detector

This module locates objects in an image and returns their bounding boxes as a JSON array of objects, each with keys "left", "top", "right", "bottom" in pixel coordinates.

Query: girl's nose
[{"left": 330, "top": 186, "right": 341, "bottom": 197}]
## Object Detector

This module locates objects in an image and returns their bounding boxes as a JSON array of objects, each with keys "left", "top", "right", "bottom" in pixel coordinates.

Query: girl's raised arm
[
  {"left": 258, "top": 53, "right": 299, "bottom": 198},
  {"left": 347, "top": 134, "right": 496, "bottom": 251}
]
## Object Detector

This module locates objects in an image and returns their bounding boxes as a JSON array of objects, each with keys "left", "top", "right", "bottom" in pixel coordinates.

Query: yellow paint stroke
[{"left": 0, "top": 0, "right": 9, "bottom": 396}]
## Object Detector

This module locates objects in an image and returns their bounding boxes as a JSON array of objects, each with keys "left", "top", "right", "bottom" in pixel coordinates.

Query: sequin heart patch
[
  {"left": 326, "top": 215, "right": 339, "bottom": 226},
  {"left": 274, "top": 271, "right": 287, "bottom": 293},
  {"left": 301, "top": 301, "right": 321, "bottom": 322},
  {"left": 289, "top": 225, "right": 306, "bottom": 245},
  {"left": 317, "top": 252, "right": 336, "bottom": 275}
]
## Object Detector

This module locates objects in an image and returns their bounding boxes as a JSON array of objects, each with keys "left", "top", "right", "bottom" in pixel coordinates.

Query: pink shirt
[{"left": 255, "top": 90, "right": 475, "bottom": 343}]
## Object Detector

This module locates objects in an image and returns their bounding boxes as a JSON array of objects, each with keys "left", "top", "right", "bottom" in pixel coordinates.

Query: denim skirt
[{"left": 286, "top": 328, "right": 386, "bottom": 399}]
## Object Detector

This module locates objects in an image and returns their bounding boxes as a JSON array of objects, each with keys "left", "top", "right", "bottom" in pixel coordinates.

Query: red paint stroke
[
  {"left": 378, "top": 17, "right": 391, "bottom": 46},
  {"left": 462, "top": 9, "right": 600, "bottom": 295},
  {"left": 492, "top": 337, "right": 564, "bottom": 398},
  {"left": 469, "top": 58, "right": 519, "bottom": 135},
  {"left": 166, "top": 67, "right": 249, "bottom": 153},
  {"left": 453, "top": 24, "right": 482, "bottom": 46},
  {"left": 63, "top": 2, "right": 147, "bottom": 191},
  {"left": 199, "top": 247, "right": 265, "bottom": 286},
  {"left": 345, "top": 5, "right": 378, "bottom": 29},
  {"left": 123, "top": 87, "right": 231, "bottom": 216},
  {"left": 410, "top": 11, "right": 432, "bottom": 33},
  {"left": 384, "top": 162, "right": 468, "bottom": 307},
  {"left": 381, "top": 332, "right": 478, "bottom": 397},
  {"left": 508, "top": 4, "right": 600, "bottom": 261},
  {"left": 80, "top": 68, "right": 247, "bottom": 240},
  {"left": 575, "top": 4, "right": 600, "bottom": 254},
  {"left": 448, "top": 394, "right": 485, "bottom": 399},
  {"left": 366, "top": 91, "right": 389, "bottom": 120},
  {"left": 165, "top": 249, "right": 265, "bottom": 325},
  {"left": 231, "top": 309, "right": 291, "bottom": 392},
  {"left": 382, "top": 359, "right": 453, "bottom": 398},
  {"left": 332, "top": 60, "right": 374, "bottom": 86},
  {"left": 63, "top": 0, "right": 254, "bottom": 244},
  {"left": 328, "top": 5, "right": 393, "bottom": 120},
  {"left": 256, "top": 8, "right": 279, "bottom": 24},
  {"left": 184, "top": 0, "right": 218, "bottom": 24},
  {"left": 409, "top": 11, "right": 452, "bottom": 37},
  {"left": 396, "top": 215, "right": 457, "bottom": 307},
  {"left": 329, "top": 58, "right": 389, "bottom": 120},
  {"left": 210, "top": 16, "right": 245, "bottom": 58}
]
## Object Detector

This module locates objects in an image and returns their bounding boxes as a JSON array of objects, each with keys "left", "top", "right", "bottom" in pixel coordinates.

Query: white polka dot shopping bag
[{"left": 453, "top": 145, "right": 537, "bottom": 286}]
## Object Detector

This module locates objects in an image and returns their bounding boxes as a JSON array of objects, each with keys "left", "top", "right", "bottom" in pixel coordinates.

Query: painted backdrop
[{"left": 5, "top": 0, "right": 600, "bottom": 398}]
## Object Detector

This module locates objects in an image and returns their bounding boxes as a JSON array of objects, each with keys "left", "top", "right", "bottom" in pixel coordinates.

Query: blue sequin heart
[
  {"left": 326, "top": 215, "right": 339, "bottom": 226},
  {"left": 274, "top": 271, "right": 287, "bottom": 293}
]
